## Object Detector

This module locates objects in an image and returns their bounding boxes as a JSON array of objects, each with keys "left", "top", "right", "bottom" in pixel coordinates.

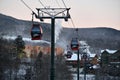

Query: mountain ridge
[{"left": 0, "top": 13, "right": 120, "bottom": 50}]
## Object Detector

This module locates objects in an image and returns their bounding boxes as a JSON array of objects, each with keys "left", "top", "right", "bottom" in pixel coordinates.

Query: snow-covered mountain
[{"left": 0, "top": 13, "right": 120, "bottom": 50}]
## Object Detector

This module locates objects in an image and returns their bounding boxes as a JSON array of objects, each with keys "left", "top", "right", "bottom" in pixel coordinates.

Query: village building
[
  {"left": 100, "top": 49, "right": 120, "bottom": 66},
  {"left": 24, "top": 45, "right": 64, "bottom": 58},
  {"left": 100, "top": 49, "right": 120, "bottom": 76}
]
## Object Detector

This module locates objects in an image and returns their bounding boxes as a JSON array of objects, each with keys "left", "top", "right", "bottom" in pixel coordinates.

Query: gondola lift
[
  {"left": 65, "top": 51, "right": 73, "bottom": 58},
  {"left": 30, "top": 12, "right": 43, "bottom": 40},
  {"left": 31, "top": 23, "right": 43, "bottom": 40},
  {"left": 70, "top": 38, "right": 80, "bottom": 51}
]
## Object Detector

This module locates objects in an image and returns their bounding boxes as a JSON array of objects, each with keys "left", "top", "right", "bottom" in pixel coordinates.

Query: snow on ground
[
  {"left": 68, "top": 67, "right": 83, "bottom": 73},
  {"left": 72, "top": 73, "right": 95, "bottom": 80}
]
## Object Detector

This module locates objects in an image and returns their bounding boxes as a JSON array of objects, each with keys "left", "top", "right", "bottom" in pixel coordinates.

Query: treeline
[
  {"left": 32, "top": 52, "right": 73, "bottom": 80},
  {"left": 0, "top": 37, "right": 73, "bottom": 80},
  {"left": 0, "top": 36, "right": 25, "bottom": 80},
  {"left": 0, "top": 38, "right": 18, "bottom": 79}
]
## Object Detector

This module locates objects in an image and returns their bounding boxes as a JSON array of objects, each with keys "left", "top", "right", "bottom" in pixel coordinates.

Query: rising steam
[{"left": 55, "top": 20, "right": 63, "bottom": 43}]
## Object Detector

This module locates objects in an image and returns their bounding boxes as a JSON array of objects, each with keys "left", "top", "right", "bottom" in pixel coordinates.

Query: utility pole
[
  {"left": 77, "top": 49, "right": 80, "bottom": 80},
  {"left": 34, "top": 8, "right": 70, "bottom": 80},
  {"left": 76, "top": 28, "right": 80, "bottom": 80},
  {"left": 83, "top": 53, "right": 87, "bottom": 80}
]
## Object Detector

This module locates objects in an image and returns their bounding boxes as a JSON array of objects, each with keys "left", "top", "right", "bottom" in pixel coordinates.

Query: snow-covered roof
[
  {"left": 65, "top": 53, "right": 81, "bottom": 61},
  {"left": 89, "top": 54, "right": 96, "bottom": 58},
  {"left": 79, "top": 41, "right": 88, "bottom": 46},
  {"left": 101, "top": 49, "right": 117, "bottom": 54}
]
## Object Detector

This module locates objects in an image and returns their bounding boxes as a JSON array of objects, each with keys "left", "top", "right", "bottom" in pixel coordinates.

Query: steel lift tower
[{"left": 34, "top": 8, "right": 70, "bottom": 80}]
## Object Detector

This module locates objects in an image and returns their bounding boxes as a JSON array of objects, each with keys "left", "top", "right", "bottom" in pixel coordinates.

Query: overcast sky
[{"left": 0, "top": 0, "right": 120, "bottom": 30}]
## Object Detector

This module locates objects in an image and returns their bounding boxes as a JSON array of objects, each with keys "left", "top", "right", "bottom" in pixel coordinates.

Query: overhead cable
[
  {"left": 20, "top": 0, "right": 33, "bottom": 12},
  {"left": 38, "top": 0, "right": 46, "bottom": 8},
  {"left": 61, "top": 0, "right": 67, "bottom": 8},
  {"left": 55, "top": 0, "right": 61, "bottom": 8},
  {"left": 61, "top": 0, "right": 76, "bottom": 29}
]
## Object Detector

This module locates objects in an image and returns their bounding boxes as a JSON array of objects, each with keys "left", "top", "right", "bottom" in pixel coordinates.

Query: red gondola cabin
[
  {"left": 70, "top": 38, "right": 80, "bottom": 51},
  {"left": 65, "top": 51, "right": 73, "bottom": 58},
  {"left": 31, "top": 24, "right": 43, "bottom": 40}
]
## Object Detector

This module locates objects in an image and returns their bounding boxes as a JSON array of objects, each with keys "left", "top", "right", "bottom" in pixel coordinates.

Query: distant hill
[
  {"left": 0, "top": 13, "right": 120, "bottom": 50},
  {"left": 58, "top": 27, "right": 120, "bottom": 50},
  {"left": 0, "top": 13, "right": 51, "bottom": 41}
]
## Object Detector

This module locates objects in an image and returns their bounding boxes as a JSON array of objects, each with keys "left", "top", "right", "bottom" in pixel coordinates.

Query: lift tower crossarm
[{"left": 36, "top": 8, "right": 70, "bottom": 19}]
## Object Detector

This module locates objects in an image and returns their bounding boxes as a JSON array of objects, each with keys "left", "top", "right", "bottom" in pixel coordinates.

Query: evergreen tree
[{"left": 14, "top": 35, "right": 25, "bottom": 58}]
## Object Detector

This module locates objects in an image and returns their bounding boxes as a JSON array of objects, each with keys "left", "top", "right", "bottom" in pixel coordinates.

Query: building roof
[
  {"left": 89, "top": 54, "right": 96, "bottom": 58},
  {"left": 101, "top": 49, "right": 117, "bottom": 54},
  {"left": 65, "top": 53, "right": 81, "bottom": 61}
]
